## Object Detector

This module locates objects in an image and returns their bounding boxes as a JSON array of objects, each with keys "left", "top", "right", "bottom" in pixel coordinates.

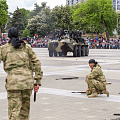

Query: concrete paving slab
[{"left": 0, "top": 48, "right": 120, "bottom": 120}]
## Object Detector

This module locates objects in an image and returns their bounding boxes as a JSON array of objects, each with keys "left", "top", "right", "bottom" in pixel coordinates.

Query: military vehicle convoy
[{"left": 48, "top": 30, "right": 89, "bottom": 57}]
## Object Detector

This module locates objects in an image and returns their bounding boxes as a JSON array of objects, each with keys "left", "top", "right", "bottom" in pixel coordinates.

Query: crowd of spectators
[
  {"left": 0, "top": 37, "right": 9, "bottom": 46},
  {"left": 30, "top": 38, "right": 48, "bottom": 48},
  {"left": 87, "top": 37, "right": 120, "bottom": 49},
  {"left": 0, "top": 36, "right": 120, "bottom": 49},
  {"left": 0, "top": 37, "right": 49, "bottom": 48}
]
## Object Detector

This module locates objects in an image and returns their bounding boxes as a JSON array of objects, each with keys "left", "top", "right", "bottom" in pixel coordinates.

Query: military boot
[
  {"left": 86, "top": 90, "right": 92, "bottom": 95},
  {"left": 102, "top": 90, "right": 109, "bottom": 97},
  {"left": 97, "top": 90, "right": 103, "bottom": 95},
  {"left": 88, "top": 88, "right": 98, "bottom": 98}
]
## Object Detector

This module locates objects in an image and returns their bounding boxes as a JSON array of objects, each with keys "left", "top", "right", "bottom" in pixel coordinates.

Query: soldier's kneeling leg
[
  {"left": 86, "top": 78, "right": 96, "bottom": 90},
  {"left": 91, "top": 80, "right": 105, "bottom": 91},
  {"left": 86, "top": 78, "right": 97, "bottom": 96}
]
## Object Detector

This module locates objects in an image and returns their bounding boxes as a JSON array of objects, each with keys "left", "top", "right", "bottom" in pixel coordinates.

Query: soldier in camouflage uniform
[
  {"left": 0, "top": 27, "right": 42, "bottom": 120},
  {"left": 86, "top": 59, "right": 109, "bottom": 98}
]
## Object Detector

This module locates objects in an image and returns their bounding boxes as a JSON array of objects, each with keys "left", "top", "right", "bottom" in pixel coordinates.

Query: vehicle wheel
[
  {"left": 59, "top": 52, "right": 62, "bottom": 56},
  {"left": 81, "top": 46, "right": 85, "bottom": 56},
  {"left": 85, "top": 46, "right": 89, "bottom": 56},
  {"left": 49, "top": 51, "right": 53, "bottom": 57},
  {"left": 77, "top": 46, "right": 81, "bottom": 57},
  {"left": 54, "top": 51, "right": 57, "bottom": 57},
  {"left": 73, "top": 45, "right": 78, "bottom": 57}
]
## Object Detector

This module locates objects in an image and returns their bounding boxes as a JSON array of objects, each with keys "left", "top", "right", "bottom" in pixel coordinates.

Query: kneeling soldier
[{"left": 86, "top": 59, "right": 109, "bottom": 98}]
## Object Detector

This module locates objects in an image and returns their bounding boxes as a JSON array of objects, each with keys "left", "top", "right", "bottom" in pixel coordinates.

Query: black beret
[
  {"left": 8, "top": 27, "right": 18, "bottom": 38},
  {"left": 89, "top": 59, "right": 95, "bottom": 64}
]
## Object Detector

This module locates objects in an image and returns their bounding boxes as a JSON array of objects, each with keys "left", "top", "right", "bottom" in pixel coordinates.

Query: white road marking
[
  {"left": 2, "top": 117, "right": 8, "bottom": 119},
  {"left": 0, "top": 62, "right": 120, "bottom": 76},
  {"left": 0, "top": 87, "right": 120, "bottom": 103},
  {"left": 37, "top": 87, "right": 120, "bottom": 103}
]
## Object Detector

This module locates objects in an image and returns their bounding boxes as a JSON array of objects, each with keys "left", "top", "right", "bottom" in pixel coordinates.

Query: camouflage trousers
[
  {"left": 86, "top": 78, "right": 106, "bottom": 95},
  {"left": 7, "top": 90, "right": 32, "bottom": 120}
]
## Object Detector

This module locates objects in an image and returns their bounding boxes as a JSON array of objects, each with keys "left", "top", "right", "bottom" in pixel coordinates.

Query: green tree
[
  {"left": 27, "top": 7, "right": 51, "bottom": 37},
  {"left": 51, "top": 5, "right": 73, "bottom": 30},
  {"left": 21, "top": 28, "right": 31, "bottom": 37},
  {"left": 30, "top": 2, "right": 47, "bottom": 17},
  {"left": 61, "top": 5, "right": 73, "bottom": 30},
  {"left": 6, "top": 8, "right": 30, "bottom": 36},
  {"left": 9, "top": 7, "right": 24, "bottom": 32},
  {"left": 19, "top": 8, "right": 30, "bottom": 29},
  {"left": 117, "top": 13, "right": 120, "bottom": 35},
  {"left": 0, "top": 0, "right": 8, "bottom": 33},
  {"left": 73, "top": 0, "right": 117, "bottom": 38}
]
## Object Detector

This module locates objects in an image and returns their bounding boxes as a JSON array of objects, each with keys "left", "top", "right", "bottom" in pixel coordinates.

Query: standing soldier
[
  {"left": 53, "top": 29, "right": 59, "bottom": 40},
  {"left": 0, "top": 27, "right": 42, "bottom": 120},
  {"left": 59, "top": 28, "right": 66, "bottom": 39},
  {"left": 86, "top": 59, "right": 109, "bottom": 98},
  {"left": 69, "top": 30, "right": 74, "bottom": 39}
]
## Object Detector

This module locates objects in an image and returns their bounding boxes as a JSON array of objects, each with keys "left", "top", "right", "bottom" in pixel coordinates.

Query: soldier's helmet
[
  {"left": 75, "top": 29, "right": 77, "bottom": 32},
  {"left": 72, "top": 30, "right": 74, "bottom": 33}
]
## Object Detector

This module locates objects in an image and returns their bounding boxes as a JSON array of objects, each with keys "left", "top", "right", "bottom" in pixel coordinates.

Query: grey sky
[{"left": 7, "top": 0, "right": 66, "bottom": 13}]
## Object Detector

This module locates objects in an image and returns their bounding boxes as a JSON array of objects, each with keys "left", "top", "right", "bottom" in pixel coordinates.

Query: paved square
[{"left": 0, "top": 48, "right": 120, "bottom": 120}]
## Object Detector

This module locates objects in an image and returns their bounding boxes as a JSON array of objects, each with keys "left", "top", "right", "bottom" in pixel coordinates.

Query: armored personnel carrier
[{"left": 48, "top": 30, "right": 89, "bottom": 57}]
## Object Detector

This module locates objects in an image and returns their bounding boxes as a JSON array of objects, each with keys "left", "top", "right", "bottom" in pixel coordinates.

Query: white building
[
  {"left": 66, "top": 0, "right": 86, "bottom": 6},
  {"left": 66, "top": 0, "right": 120, "bottom": 12},
  {"left": 113, "top": 0, "right": 120, "bottom": 12}
]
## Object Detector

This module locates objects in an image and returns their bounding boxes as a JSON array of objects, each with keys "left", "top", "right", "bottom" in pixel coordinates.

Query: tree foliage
[
  {"left": 7, "top": 7, "right": 30, "bottom": 35},
  {"left": 5, "top": 1, "right": 118, "bottom": 38},
  {"left": 27, "top": 4, "right": 74, "bottom": 37},
  {"left": 30, "top": 2, "right": 47, "bottom": 17},
  {"left": 27, "top": 7, "right": 51, "bottom": 37},
  {"left": 10, "top": 7, "right": 24, "bottom": 31},
  {"left": 21, "top": 28, "right": 31, "bottom": 37},
  {"left": 0, "top": 0, "right": 8, "bottom": 31},
  {"left": 51, "top": 5, "right": 73, "bottom": 30},
  {"left": 19, "top": 8, "right": 30, "bottom": 29},
  {"left": 73, "top": 0, "right": 117, "bottom": 38},
  {"left": 117, "top": 12, "right": 120, "bottom": 35}
]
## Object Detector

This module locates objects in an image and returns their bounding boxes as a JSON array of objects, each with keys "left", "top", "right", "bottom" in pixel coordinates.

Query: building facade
[
  {"left": 66, "top": 0, "right": 86, "bottom": 6},
  {"left": 66, "top": 0, "right": 120, "bottom": 12},
  {"left": 113, "top": 0, "right": 120, "bottom": 12}
]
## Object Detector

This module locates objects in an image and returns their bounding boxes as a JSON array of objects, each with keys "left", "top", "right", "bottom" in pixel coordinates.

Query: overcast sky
[{"left": 7, "top": 0, "right": 66, "bottom": 13}]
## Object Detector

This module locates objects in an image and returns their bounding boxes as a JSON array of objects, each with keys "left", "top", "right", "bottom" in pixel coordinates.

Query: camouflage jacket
[
  {"left": 86, "top": 64, "right": 106, "bottom": 84},
  {"left": 0, "top": 43, "right": 42, "bottom": 90}
]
